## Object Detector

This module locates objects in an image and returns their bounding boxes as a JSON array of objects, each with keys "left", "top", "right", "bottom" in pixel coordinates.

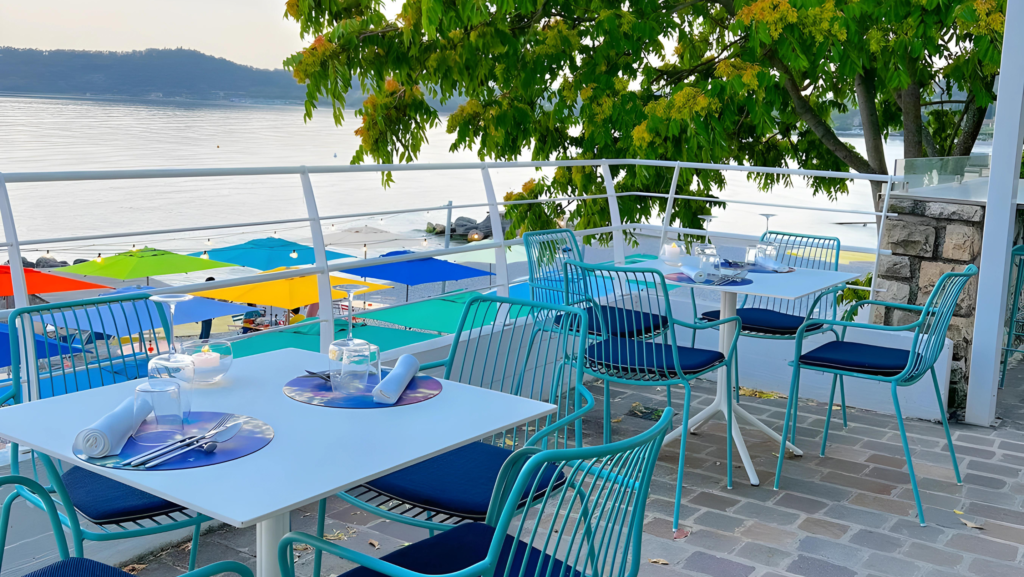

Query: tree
[{"left": 283, "top": 0, "right": 1005, "bottom": 242}]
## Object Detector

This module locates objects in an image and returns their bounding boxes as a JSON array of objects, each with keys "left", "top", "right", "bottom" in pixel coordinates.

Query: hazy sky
[{"left": 0, "top": 0, "right": 400, "bottom": 70}]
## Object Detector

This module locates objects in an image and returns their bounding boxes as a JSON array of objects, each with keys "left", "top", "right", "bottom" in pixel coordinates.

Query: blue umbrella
[
  {"left": 344, "top": 250, "right": 493, "bottom": 286},
  {"left": 188, "top": 238, "right": 353, "bottom": 271},
  {"left": 0, "top": 323, "right": 83, "bottom": 368},
  {"left": 101, "top": 287, "right": 258, "bottom": 325}
]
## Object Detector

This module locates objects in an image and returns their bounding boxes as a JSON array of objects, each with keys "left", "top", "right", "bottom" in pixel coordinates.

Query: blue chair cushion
[
  {"left": 365, "top": 442, "right": 564, "bottom": 520},
  {"left": 701, "top": 308, "right": 823, "bottom": 336},
  {"left": 23, "top": 558, "right": 129, "bottom": 577},
  {"left": 62, "top": 466, "right": 185, "bottom": 524},
  {"left": 585, "top": 337, "right": 725, "bottom": 376},
  {"left": 340, "top": 522, "right": 581, "bottom": 577},
  {"left": 556, "top": 305, "right": 668, "bottom": 338},
  {"left": 799, "top": 341, "right": 910, "bottom": 377}
]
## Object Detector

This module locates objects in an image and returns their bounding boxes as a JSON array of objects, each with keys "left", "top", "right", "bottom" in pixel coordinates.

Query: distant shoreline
[{"left": 0, "top": 91, "right": 305, "bottom": 108}]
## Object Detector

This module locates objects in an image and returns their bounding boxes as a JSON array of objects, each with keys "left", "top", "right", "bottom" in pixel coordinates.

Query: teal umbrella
[{"left": 188, "top": 238, "right": 353, "bottom": 271}]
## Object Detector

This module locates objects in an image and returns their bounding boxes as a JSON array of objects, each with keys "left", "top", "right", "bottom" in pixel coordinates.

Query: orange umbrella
[{"left": 0, "top": 266, "right": 110, "bottom": 297}]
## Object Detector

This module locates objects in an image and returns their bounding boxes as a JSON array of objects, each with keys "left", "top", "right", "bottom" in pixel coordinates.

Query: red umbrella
[{"left": 0, "top": 266, "right": 110, "bottom": 297}]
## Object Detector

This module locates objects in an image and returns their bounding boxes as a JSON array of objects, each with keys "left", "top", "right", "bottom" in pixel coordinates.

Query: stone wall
[{"left": 876, "top": 199, "right": 983, "bottom": 408}]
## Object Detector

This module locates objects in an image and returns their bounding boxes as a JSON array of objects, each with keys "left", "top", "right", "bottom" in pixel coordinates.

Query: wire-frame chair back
[
  {"left": 524, "top": 229, "right": 583, "bottom": 306},
  {"left": 745, "top": 231, "right": 841, "bottom": 320},
  {"left": 1000, "top": 246, "right": 1024, "bottom": 388},
  {"left": 485, "top": 407, "right": 673, "bottom": 577},
  {"left": 441, "top": 294, "right": 590, "bottom": 450},
  {"left": 901, "top": 265, "right": 977, "bottom": 384},
  {"left": 7, "top": 293, "right": 171, "bottom": 405},
  {"left": 562, "top": 260, "right": 683, "bottom": 382}
]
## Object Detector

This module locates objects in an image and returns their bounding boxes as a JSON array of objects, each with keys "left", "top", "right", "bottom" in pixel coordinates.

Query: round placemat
[
  {"left": 719, "top": 261, "right": 795, "bottom": 274},
  {"left": 664, "top": 272, "right": 755, "bottom": 287},
  {"left": 283, "top": 370, "right": 442, "bottom": 408},
  {"left": 74, "top": 411, "right": 274, "bottom": 471}
]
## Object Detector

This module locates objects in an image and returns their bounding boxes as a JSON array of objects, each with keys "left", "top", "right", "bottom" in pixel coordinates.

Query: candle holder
[
  {"left": 182, "top": 339, "right": 233, "bottom": 385},
  {"left": 659, "top": 242, "right": 684, "bottom": 267}
]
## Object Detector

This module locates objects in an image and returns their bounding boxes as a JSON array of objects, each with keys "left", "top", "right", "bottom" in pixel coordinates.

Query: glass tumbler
[
  {"left": 328, "top": 338, "right": 370, "bottom": 394},
  {"left": 757, "top": 241, "right": 779, "bottom": 261},
  {"left": 132, "top": 379, "right": 184, "bottom": 445},
  {"left": 695, "top": 243, "right": 720, "bottom": 275},
  {"left": 148, "top": 353, "right": 195, "bottom": 418},
  {"left": 745, "top": 245, "right": 760, "bottom": 265}
]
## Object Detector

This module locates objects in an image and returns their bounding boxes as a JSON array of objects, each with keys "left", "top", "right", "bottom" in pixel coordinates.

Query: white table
[
  {"left": 0, "top": 348, "right": 556, "bottom": 577},
  {"left": 630, "top": 258, "right": 858, "bottom": 486}
]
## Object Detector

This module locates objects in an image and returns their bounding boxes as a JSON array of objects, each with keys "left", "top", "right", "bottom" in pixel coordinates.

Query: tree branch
[{"left": 358, "top": 26, "right": 399, "bottom": 40}]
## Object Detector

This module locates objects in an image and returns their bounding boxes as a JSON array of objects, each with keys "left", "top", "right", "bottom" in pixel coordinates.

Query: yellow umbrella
[
  {"left": 194, "top": 268, "right": 390, "bottom": 309},
  {"left": 785, "top": 248, "right": 876, "bottom": 266}
]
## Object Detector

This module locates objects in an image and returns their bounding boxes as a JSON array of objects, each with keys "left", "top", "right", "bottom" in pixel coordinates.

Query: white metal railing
[{"left": 0, "top": 159, "right": 903, "bottom": 354}]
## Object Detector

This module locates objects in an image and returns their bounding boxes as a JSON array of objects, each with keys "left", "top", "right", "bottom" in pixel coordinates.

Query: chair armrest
[
  {"left": 0, "top": 388, "right": 15, "bottom": 406},
  {"left": 845, "top": 299, "right": 927, "bottom": 319},
  {"left": 672, "top": 315, "right": 740, "bottom": 332},
  {"left": 525, "top": 387, "right": 595, "bottom": 449},
  {"left": 486, "top": 446, "right": 544, "bottom": 524},
  {"left": 183, "top": 561, "right": 253, "bottom": 577},
  {"left": 278, "top": 532, "right": 492, "bottom": 577},
  {"left": 419, "top": 360, "right": 447, "bottom": 371}
]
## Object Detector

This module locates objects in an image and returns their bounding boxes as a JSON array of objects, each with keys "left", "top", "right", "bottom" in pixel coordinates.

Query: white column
[
  {"left": 299, "top": 171, "right": 336, "bottom": 354},
  {"left": 481, "top": 168, "right": 509, "bottom": 296},
  {"left": 0, "top": 174, "right": 37, "bottom": 402},
  {"left": 966, "top": 1, "right": 1024, "bottom": 426},
  {"left": 255, "top": 512, "right": 290, "bottom": 577},
  {"left": 600, "top": 164, "right": 626, "bottom": 265}
]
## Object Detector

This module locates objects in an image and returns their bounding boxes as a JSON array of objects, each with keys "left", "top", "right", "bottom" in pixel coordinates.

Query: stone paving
[{"left": 6, "top": 376, "right": 1024, "bottom": 577}]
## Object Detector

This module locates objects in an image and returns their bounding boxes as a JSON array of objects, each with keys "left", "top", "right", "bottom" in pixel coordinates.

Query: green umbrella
[{"left": 56, "top": 247, "right": 235, "bottom": 280}]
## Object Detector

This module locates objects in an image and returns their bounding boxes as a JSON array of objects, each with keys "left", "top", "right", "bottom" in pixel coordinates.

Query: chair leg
[
  {"left": 187, "top": 524, "right": 200, "bottom": 571},
  {"left": 820, "top": 374, "right": 838, "bottom": 457},
  {"left": 726, "top": 364, "right": 734, "bottom": 490},
  {"left": 312, "top": 498, "right": 326, "bottom": 577},
  {"left": 672, "top": 385, "right": 692, "bottom": 534},
  {"left": 774, "top": 365, "right": 802, "bottom": 490},
  {"left": 603, "top": 380, "right": 612, "bottom": 445},
  {"left": 734, "top": 353, "right": 741, "bottom": 405},
  {"left": 892, "top": 384, "right": 926, "bottom": 526},
  {"left": 790, "top": 394, "right": 799, "bottom": 444},
  {"left": 0, "top": 492, "right": 19, "bottom": 568},
  {"left": 932, "top": 367, "right": 962, "bottom": 485},
  {"left": 839, "top": 375, "right": 848, "bottom": 429}
]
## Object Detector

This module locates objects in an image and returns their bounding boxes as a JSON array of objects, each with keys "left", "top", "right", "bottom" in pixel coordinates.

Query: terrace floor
[{"left": 4, "top": 377, "right": 1024, "bottom": 577}]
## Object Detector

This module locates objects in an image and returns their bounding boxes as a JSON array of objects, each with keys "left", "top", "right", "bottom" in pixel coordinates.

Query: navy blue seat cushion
[
  {"left": 365, "top": 442, "right": 563, "bottom": 519},
  {"left": 556, "top": 305, "right": 668, "bottom": 338},
  {"left": 62, "top": 467, "right": 185, "bottom": 524},
  {"left": 800, "top": 341, "right": 910, "bottom": 377},
  {"left": 24, "top": 558, "right": 129, "bottom": 577},
  {"left": 585, "top": 338, "right": 724, "bottom": 376},
  {"left": 341, "top": 522, "right": 581, "bottom": 577},
  {"left": 701, "top": 308, "right": 823, "bottom": 336}
]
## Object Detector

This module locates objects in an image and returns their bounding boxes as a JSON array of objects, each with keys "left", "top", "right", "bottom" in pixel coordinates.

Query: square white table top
[
  {"left": 628, "top": 257, "right": 859, "bottom": 300},
  {"left": 0, "top": 348, "right": 556, "bottom": 528}
]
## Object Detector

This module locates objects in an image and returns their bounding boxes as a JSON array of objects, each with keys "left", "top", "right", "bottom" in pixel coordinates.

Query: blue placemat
[
  {"left": 664, "top": 272, "right": 754, "bottom": 287},
  {"left": 283, "top": 369, "right": 442, "bottom": 408},
  {"left": 720, "top": 260, "right": 794, "bottom": 274},
  {"left": 74, "top": 411, "right": 274, "bottom": 471}
]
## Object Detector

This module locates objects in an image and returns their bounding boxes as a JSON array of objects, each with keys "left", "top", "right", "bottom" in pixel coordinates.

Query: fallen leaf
[
  {"left": 960, "top": 519, "right": 985, "bottom": 530},
  {"left": 293, "top": 544, "right": 312, "bottom": 552},
  {"left": 673, "top": 528, "right": 690, "bottom": 540},
  {"left": 123, "top": 565, "right": 147, "bottom": 575},
  {"left": 368, "top": 539, "right": 381, "bottom": 550},
  {"left": 611, "top": 418, "right": 623, "bottom": 423},
  {"left": 771, "top": 449, "right": 797, "bottom": 459},
  {"left": 648, "top": 559, "right": 670, "bottom": 565},
  {"left": 954, "top": 510, "right": 964, "bottom": 515},
  {"left": 324, "top": 531, "right": 349, "bottom": 541},
  {"left": 738, "top": 386, "right": 784, "bottom": 400}
]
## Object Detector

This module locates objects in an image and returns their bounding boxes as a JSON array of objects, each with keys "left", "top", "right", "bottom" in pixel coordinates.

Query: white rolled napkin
[
  {"left": 74, "top": 396, "right": 152, "bottom": 458},
  {"left": 373, "top": 354, "right": 420, "bottom": 405},
  {"left": 680, "top": 265, "right": 707, "bottom": 283},
  {"left": 755, "top": 255, "right": 788, "bottom": 272}
]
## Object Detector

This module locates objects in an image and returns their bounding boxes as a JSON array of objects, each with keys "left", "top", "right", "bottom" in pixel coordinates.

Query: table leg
[{"left": 256, "top": 512, "right": 290, "bottom": 577}]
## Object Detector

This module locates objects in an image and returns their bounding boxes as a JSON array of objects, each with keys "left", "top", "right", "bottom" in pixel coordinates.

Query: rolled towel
[
  {"left": 755, "top": 255, "right": 789, "bottom": 272},
  {"left": 74, "top": 396, "right": 153, "bottom": 458},
  {"left": 373, "top": 354, "right": 420, "bottom": 405},
  {"left": 680, "top": 265, "right": 707, "bottom": 284}
]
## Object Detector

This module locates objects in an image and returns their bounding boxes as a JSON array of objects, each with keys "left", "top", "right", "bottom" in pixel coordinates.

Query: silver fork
[{"left": 125, "top": 414, "right": 232, "bottom": 467}]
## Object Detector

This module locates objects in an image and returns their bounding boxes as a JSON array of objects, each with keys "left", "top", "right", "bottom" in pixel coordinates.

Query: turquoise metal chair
[
  {"left": 774, "top": 265, "right": 977, "bottom": 526},
  {"left": 1000, "top": 245, "right": 1024, "bottom": 388},
  {"left": 0, "top": 474, "right": 252, "bottom": 577},
  {"left": 281, "top": 408, "right": 673, "bottom": 577},
  {"left": 4, "top": 294, "right": 210, "bottom": 569},
  {"left": 312, "top": 295, "right": 595, "bottom": 576},
  {"left": 697, "top": 231, "right": 844, "bottom": 416},
  {"left": 563, "top": 259, "right": 740, "bottom": 534}
]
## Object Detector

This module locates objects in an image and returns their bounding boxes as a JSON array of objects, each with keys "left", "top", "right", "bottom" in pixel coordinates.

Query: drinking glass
[
  {"left": 132, "top": 380, "right": 184, "bottom": 445},
  {"left": 745, "top": 245, "right": 760, "bottom": 265},
  {"left": 331, "top": 283, "right": 367, "bottom": 341},
  {"left": 182, "top": 339, "right": 233, "bottom": 385},
  {"left": 148, "top": 294, "right": 196, "bottom": 416},
  {"left": 757, "top": 242, "right": 779, "bottom": 260},
  {"left": 695, "top": 243, "right": 720, "bottom": 275},
  {"left": 328, "top": 337, "right": 370, "bottom": 394}
]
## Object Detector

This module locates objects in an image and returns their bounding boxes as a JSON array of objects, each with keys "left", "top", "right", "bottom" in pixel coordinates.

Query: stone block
[
  {"left": 889, "top": 198, "right": 921, "bottom": 215},
  {"left": 875, "top": 278, "right": 910, "bottom": 305},
  {"left": 883, "top": 218, "right": 935, "bottom": 257},
  {"left": 944, "top": 533, "right": 1020, "bottom": 562},
  {"left": 917, "top": 262, "right": 977, "bottom": 314},
  {"left": 942, "top": 223, "right": 982, "bottom": 261},
  {"left": 891, "top": 309, "right": 921, "bottom": 327},
  {"left": 877, "top": 255, "right": 911, "bottom": 278},
  {"left": 924, "top": 202, "right": 984, "bottom": 222}
]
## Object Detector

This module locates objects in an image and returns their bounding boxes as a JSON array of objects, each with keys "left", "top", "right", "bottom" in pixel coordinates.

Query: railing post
[
  {"left": 0, "top": 174, "right": 37, "bottom": 401},
  {"left": 659, "top": 163, "right": 682, "bottom": 248},
  {"left": 868, "top": 175, "right": 894, "bottom": 301},
  {"left": 299, "top": 170, "right": 336, "bottom": 354},
  {"left": 480, "top": 168, "right": 509, "bottom": 297},
  {"left": 442, "top": 200, "right": 453, "bottom": 294},
  {"left": 600, "top": 164, "right": 626, "bottom": 265}
]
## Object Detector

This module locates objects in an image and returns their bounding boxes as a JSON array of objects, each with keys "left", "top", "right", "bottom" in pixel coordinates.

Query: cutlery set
[{"left": 115, "top": 414, "right": 244, "bottom": 468}]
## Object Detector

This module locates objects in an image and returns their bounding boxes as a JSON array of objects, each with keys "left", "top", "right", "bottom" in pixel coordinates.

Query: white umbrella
[
  {"left": 438, "top": 245, "right": 529, "bottom": 265},
  {"left": 303, "top": 226, "right": 416, "bottom": 254}
]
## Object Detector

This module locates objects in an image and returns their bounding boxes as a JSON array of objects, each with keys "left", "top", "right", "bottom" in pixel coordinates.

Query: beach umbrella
[
  {"left": 195, "top": 268, "right": 391, "bottom": 310},
  {"left": 55, "top": 247, "right": 235, "bottom": 280},
  {"left": 187, "top": 237, "right": 353, "bottom": 271},
  {"left": 0, "top": 322, "right": 83, "bottom": 368},
  {"left": 345, "top": 250, "right": 493, "bottom": 286},
  {"left": 439, "top": 245, "right": 529, "bottom": 265},
  {"left": 304, "top": 225, "right": 415, "bottom": 253},
  {"left": 101, "top": 287, "right": 258, "bottom": 325},
  {"left": 0, "top": 266, "right": 110, "bottom": 296}
]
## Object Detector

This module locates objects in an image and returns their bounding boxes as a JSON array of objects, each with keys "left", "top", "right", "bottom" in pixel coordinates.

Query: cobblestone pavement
[{"left": 7, "top": 376, "right": 1024, "bottom": 577}]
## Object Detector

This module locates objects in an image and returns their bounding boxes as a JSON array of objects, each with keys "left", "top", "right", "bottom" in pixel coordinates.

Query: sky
[{"left": 0, "top": 0, "right": 403, "bottom": 70}]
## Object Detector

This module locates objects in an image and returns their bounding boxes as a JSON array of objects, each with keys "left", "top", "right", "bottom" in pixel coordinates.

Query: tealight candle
[
  {"left": 664, "top": 243, "right": 681, "bottom": 259},
  {"left": 191, "top": 351, "right": 220, "bottom": 368}
]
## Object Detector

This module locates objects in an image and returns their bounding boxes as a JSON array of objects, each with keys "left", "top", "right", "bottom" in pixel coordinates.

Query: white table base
[
  {"left": 256, "top": 512, "right": 290, "bottom": 577},
  {"left": 662, "top": 291, "right": 803, "bottom": 487}
]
